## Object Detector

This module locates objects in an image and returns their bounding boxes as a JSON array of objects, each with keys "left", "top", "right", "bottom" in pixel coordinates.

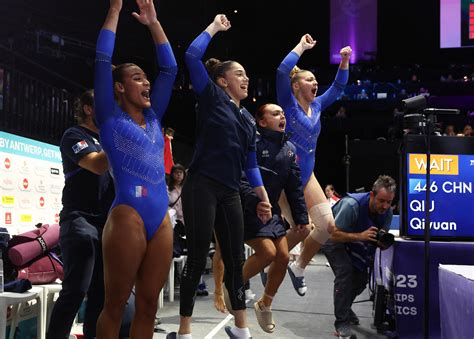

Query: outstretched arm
[
  {"left": 133, "top": 0, "right": 177, "bottom": 120},
  {"left": 276, "top": 34, "right": 316, "bottom": 118},
  {"left": 102, "top": 0, "right": 122, "bottom": 33},
  {"left": 185, "top": 14, "right": 231, "bottom": 95},
  {"left": 317, "top": 46, "right": 351, "bottom": 111},
  {"left": 132, "top": 0, "right": 168, "bottom": 44},
  {"left": 338, "top": 46, "right": 352, "bottom": 70},
  {"left": 94, "top": 0, "right": 122, "bottom": 126},
  {"left": 291, "top": 33, "right": 317, "bottom": 58}
]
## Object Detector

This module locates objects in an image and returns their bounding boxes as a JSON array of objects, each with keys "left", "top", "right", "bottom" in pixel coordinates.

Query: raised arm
[
  {"left": 102, "top": 0, "right": 121, "bottom": 33},
  {"left": 316, "top": 46, "right": 351, "bottom": 111},
  {"left": 276, "top": 34, "right": 316, "bottom": 117},
  {"left": 184, "top": 14, "right": 231, "bottom": 95},
  {"left": 94, "top": 0, "right": 122, "bottom": 126},
  {"left": 133, "top": 0, "right": 177, "bottom": 120}
]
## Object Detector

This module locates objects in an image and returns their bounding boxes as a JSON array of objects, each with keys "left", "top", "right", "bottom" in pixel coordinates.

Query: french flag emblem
[
  {"left": 134, "top": 186, "right": 148, "bottom": 197},
  {"left": 72, "top": 140, "right": 88, "bottom": 154}
]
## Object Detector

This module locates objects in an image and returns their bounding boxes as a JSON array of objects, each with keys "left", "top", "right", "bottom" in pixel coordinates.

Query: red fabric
[
  {"left": 328, "top": 195, "right": 341, "bottom": 207},
  {"left": 164, "top": 134, "right": 174, "bottom": 175},
  {"left": 17, "top": 253, "right": 64, "bottom": 284}
]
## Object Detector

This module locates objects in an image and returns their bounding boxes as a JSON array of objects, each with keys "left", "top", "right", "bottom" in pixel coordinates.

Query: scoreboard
[{"left": 401, "top": 135, "right": 474, "bottom": 240}]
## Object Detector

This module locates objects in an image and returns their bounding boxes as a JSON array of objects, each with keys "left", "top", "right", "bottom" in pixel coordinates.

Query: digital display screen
[
  {"left": 440, "top": 0, "right": 474, "bottom": 48},
  {"left": 406, "top": 153, "right": 474, "bottom": 237}
]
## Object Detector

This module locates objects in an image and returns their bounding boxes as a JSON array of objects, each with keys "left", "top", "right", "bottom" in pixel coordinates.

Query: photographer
[{"left": 321, "top": 175, "right": 396, "bottom": 339}]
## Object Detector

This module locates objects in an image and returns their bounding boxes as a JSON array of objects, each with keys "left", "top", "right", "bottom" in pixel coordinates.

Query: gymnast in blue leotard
[
  {"left": 94, "top": 0, "right": 177, "bottom": 337},
  {"left": 275, "top": 34, "right": 352, "bottom": 297}
]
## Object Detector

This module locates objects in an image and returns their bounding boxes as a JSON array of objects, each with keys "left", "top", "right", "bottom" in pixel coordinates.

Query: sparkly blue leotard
[
  {"left": 276, "top": 51, "right": 348, "bottom": 185},
  {"left": 94, "top": 29, "right": 177, "bottom": 240}
]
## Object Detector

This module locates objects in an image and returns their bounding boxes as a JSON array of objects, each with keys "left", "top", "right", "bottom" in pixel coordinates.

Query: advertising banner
[{"left": 0, "top": 131, "right": 63, "bottom": 234}]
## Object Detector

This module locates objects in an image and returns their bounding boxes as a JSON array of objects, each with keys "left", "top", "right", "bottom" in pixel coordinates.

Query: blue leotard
[
  {"left": 94, "top": 29, "right": 177, "bottom": 240},
  {"left": 276, "top": 51, "right": 348, "bottom": 185}
]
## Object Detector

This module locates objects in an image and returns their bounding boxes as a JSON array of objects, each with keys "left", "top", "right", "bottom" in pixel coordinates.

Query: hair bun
[
  {"left": 289, "top": 66, "right": 301, "bottom": 78},
  {"left": 205, "top": 58, "right": 221, "bottom": 75}
]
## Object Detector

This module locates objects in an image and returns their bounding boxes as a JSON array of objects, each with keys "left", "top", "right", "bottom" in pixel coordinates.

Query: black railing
[{"left": 0, "top": 65, "right": 75, "bottom": 145}]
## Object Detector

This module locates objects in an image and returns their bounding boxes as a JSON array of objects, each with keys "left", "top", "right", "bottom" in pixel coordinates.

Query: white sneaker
[{"left": 245, "top": 288, "right": 256, "bottom": 302}]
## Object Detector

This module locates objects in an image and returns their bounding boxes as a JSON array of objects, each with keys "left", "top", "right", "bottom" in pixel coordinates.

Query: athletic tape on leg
[{"left": 309, "top": 202, "right": 334, "bottom": 244}]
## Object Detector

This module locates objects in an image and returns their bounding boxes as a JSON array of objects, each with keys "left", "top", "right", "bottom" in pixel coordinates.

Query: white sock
[
  {"left": 290, "top": 261, "right": 305, "bottom": 277},
  {"left": 177, "top": 334, "right": 192, "bottom": 339},
  {"left": 231, "top": 326, "right": 251, "bottom": 338}
]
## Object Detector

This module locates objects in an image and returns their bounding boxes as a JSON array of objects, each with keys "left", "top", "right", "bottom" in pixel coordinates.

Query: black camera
[{"left": 375, "top": 229, "right": 394, "bottom": 250}]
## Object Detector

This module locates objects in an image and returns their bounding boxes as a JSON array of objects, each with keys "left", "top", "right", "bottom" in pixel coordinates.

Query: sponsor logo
[
  {"left": 50, "top": 168, "right": 60, "bottom": 176},
  {"left": 20, "top": 214, "right": 32, "bottom": 224},
  {"left": 35, "top": 179, "right": 47, "bottom": 193},
  {"left": 409, "top": 154, "right": 458, "bottom": 175},
  {"left": 5, "top": 212, "right": 12, "bottom": 224},
  {"left": 19, "top": 160, "right": 30, "bottom": 174},
  {"left": 36, "top": 236, "right": 47, "bottom": 252},
  {"left": 54, "top": 213, "right": 60, "bottom": 223},
  {"left": 19, "top": 195, "right": 32, "bottom": 209},
  {"left": 50, "top": 183, "right": 62, "bottom": 194},
  {"left": 51, "top": 196, "right": 62, "bottom": 209},
  {"left": 72, "top": 140, "right": 88, "bottom": 154},
  {"left": 3, "top": 157, "right": 11, "bottom": 170},
  {"left": 19, "top": 178, "right": 30, "bottom": 191},
  {"left": 92, "top": 137, "right": 100, "bottom": 145},
  {"left": 261, "top": 149, "right": 270, "bottom": 158},
  {"left": 2, "top": 196, "right": 15, "bottom": 206},
  {"left": 0, "top": 177, "right": 14, "bottom": 190},
  {"left": 34, "top": 166, "right": 47, "bottom": 176},
  {"left": 39, "top": 196, "right": 45, "bottom": 208}
]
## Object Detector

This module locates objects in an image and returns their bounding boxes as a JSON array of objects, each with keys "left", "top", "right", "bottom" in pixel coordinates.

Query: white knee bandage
[{"left": 309, "top": 202, "right": 334, "bottom": 244}]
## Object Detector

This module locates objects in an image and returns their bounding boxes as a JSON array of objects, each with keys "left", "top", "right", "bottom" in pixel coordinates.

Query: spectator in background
[
  {"left": 168, "top": 163, "right": 186, "bottom": 227},
  {"left": 463, "top": 124, "right": 473, "bottom": 137},
  {"left": 325, "top": 184, "right": 341, "bottom": 207},
  {"left": 335, "top": 105, "right": 347, "bottom": 119},
  {"left": 443, "top": 124, "right": 456, "bottom": 136},
  {"left": 357, "top": 89, "right": 369, "bottom": 100},
  {"left": 168, "top": 164, "right": 209, "bottom": 295},
  {"left": 164, "top": 127, "right": 175, "bottom": 179}
]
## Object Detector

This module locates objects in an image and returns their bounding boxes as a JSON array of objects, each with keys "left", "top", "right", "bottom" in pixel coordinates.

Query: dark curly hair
[
  {"left": 168, "top": 163, "right": 186, "bottom": 191},
  {"left": 74, "top": 89, "right": 94, "bottom": 124}
]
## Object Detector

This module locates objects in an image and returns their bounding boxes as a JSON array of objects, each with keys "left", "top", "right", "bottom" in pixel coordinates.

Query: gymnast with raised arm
[
  {"left": 276, "top": 34, "right": 352, "bottom": 296},
  {"left": 94, "top": 0, "right": 177, "bottom": 337},
  {"left": 167, "top": 14, "right": 271, "bottom": 339}
]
